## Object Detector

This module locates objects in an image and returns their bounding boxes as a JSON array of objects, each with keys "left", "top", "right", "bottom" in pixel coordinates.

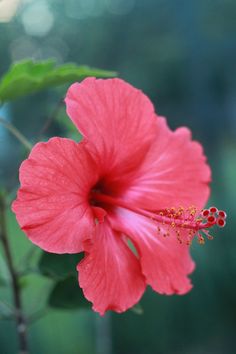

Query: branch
[
  {"left": 0, "top": 193, "right": 29, "bottom": 354},
  {"left": 0, "top": 117, "right": 32, "bottom": 151}
]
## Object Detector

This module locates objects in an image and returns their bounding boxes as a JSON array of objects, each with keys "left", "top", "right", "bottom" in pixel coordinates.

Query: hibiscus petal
[
  {"left": 111, "top": 207, "right": 195, "bottom": 295},
  {"left": 65, "top": 78, "right": 157, "bottom": 176},
  {"left": 12, "top": 138, "right": 99, "bottom": 253},
  {"left": 122, "top": 117, "right": 211, "bottom": 210},
  {"left": 77, "top": 222, "right": 146, "bottom": 315}
]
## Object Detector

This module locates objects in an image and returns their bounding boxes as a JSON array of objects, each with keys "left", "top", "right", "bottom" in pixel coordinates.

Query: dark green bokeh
[{"left": 0, "top": 0, "right": 235, "bottom": 353}]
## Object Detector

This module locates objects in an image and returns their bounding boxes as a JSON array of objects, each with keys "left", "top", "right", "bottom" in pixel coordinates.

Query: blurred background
[{"left": 0, "top": 0, "right": 236, "bottom": 353}]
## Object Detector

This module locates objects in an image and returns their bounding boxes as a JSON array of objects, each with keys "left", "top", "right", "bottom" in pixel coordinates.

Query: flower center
[{"left": 91, "top": 192, "right": 227, "bottom": 245}]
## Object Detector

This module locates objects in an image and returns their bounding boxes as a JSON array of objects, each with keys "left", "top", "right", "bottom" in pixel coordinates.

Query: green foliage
[
  {"left": 49, "top": 276, "right": 91, "bottom": 310},
  {"left": 39, "top": 252, "right": 142, "bottom": 312},
  {"left": 130, "top": 303, "right": 143, "bottom": 315},
  {"left": 39, "top": 252, "right": 90, "bottom": 310},
  {"left": 38, "top": 252, "right": 84, "bottom": 280},
  {"left": 0, "top": 59, "right": 116, "bottom": 103}
]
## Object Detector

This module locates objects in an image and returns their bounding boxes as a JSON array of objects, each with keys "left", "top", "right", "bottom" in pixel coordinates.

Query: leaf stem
[
  {"left": 0, "top": 117, "right": 32, "bottom": 151},
  {"left": 0, "top": 193, "right": 29, "bottom": 354}
]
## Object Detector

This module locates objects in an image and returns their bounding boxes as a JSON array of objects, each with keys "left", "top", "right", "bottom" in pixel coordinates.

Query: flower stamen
[
  {"left": 154, "top": 205, "right": 227, "bottom": 245},
  {"left": 91, "top": 192, "right": 226, "bottom": 245}
]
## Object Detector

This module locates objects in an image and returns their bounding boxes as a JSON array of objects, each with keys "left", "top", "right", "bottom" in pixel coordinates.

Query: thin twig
[
  {"left": 0, "top": 117, "right": 32, "bottom": 151},
  {"left": 37, "top": 99, "right": 64, "bottom": 138},
  {"left": 27, "top": 307, "right": 48, "bottom": 325},
  {"left": 0, "top": 300, "right": 14, "bottom": 321},
  {"left": 0, "top": 299, "right": 14, "bottom": 311},
  {"left": 0, "top": 193, "right": 29, "bottom": 354},
  {"left": 0, "top": 302, "right": 14, "bottom": 320}
]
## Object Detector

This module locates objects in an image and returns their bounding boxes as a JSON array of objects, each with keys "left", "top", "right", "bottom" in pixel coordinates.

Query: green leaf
[
  {"left": 49, "top": 276, "right": 90, "bottom": 310},
  {"left": 0, "top": 59, "right": 116, "bottom": 103},
  {"left": 38, "top": 252, "right": 84, "bottom": 280},
  {"left": 130, "top": 303, "right": 144, "bottom": 315}
]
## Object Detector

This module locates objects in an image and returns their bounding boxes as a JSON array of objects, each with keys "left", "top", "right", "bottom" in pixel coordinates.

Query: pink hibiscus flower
[{"left": 12, "top": 78, "right": 226, "bottom": 315}]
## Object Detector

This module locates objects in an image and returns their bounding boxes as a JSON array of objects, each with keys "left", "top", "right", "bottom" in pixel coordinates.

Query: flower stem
[
  {"left": 0, "top": 117, "right": 32, "bottom": 151},
  {"left": 0, "top": 193, "right": 29, "bottom": 354}
]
